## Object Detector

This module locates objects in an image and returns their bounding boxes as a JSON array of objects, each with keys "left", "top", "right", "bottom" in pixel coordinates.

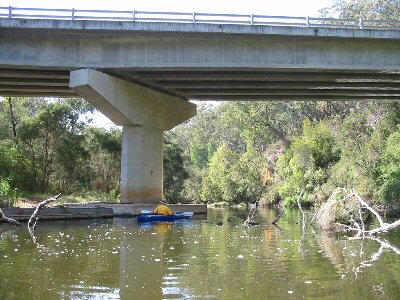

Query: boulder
[{"left": 315, "top": 188, "right": 370, "bottom": 232}]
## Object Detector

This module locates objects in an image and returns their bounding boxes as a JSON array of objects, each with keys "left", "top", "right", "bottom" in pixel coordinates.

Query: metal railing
[{"left": 1, "top": 6, "right": 400, "bottom": 30}]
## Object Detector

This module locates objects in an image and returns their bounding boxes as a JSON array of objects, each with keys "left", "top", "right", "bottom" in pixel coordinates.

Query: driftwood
[
  {"left": 336, "top": 190, "right": 400, "bottom": 237},
  {"left": 0, "top": 208, "right": 20, "bottom": 225},
  {"left": 244, "top": 201, "right": 260, "bottom": 227},
  {"left": 28, "top": 194, "right": 61, "bottom": 233}
]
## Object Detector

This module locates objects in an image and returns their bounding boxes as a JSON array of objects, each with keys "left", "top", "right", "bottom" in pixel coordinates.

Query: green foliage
[
  {"left": 201, "top": 144, "right": 265, "bottom": 204},
  {"left": 277, "top": 120, "right": 340, "bottom": 207},
  {"left": 0, "top": 97, "right": 121, "bottom": 201},
  {"left": 201, "top": 144, "right": 239, "bottom": 203},
  {"left": 0, "top": 140, "right": 34, "bottom": 190},
  {"left": 163, "top": 138, "right": 189, "bottom": 203},
  {"left": 321, "top": 0, "right": 400, "bottom": 20},
  {"left": 373, "top": 127, "right": 400, "bottom": 208},
  {"left": 0, "top": 178, "right": 18, "bottom": 207}
]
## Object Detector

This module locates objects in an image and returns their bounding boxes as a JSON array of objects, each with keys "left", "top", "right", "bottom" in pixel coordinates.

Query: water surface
[{"left": 0, "top": 208, "right": 399, "bottom": 299}]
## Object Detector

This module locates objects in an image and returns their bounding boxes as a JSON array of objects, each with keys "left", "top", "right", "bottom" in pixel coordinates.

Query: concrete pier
[
  {"left": 121, "top": 126, "right": 164, "bottom": 202},
  {"left": 69, "top": 69, "right": 196, "bottom": 203}
]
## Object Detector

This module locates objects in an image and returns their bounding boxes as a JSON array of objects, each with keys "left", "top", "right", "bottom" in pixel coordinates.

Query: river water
[{"left": 0, "top": 207, "right": 399, "bottom": 299}]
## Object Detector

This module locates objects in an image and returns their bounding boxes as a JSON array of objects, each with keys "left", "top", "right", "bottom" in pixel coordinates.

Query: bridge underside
[
  {"left": 1, "top": 67, "right": 400, "bottom": 101},
  {"left": 1, "top": 18, "right": 400, "bottom": 203}
]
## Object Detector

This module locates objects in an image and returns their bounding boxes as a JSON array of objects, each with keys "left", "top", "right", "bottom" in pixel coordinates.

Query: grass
[{"left": 14, "top": 191, "right": 119, "bottom": 208}]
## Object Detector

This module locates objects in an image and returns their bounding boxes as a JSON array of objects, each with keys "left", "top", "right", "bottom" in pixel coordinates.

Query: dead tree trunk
[{"left": 6, "top": 97, "right": 17, "bottom": 138}]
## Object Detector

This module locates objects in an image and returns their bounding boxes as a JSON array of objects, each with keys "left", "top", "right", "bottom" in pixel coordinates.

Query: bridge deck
[{"left": 1, "top": 18, "right": 400, "bottom": 101}]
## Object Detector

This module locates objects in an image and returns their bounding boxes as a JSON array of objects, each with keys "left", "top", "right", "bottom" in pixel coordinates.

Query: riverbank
[{"left": 1, "top": 202, "right": 208, "bottom": 222}]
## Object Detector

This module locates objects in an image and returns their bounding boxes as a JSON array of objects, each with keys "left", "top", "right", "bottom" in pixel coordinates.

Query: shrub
[
  {"left": 0, "top": 178, "right": 18, "bottom": 207},
  {"left": 277, "top": 120, "right": 340, "bottom": 206},
  {"left": 373, "top": 127, "right": 400, "bottom": 210}
]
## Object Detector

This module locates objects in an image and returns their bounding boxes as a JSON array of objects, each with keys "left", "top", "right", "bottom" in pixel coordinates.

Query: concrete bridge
[{"left": 1, "top": 16, "right": 400, "bottom": 203}]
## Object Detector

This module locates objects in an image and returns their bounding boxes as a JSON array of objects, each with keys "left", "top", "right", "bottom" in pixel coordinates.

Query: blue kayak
[{"left": 136, "top": 212, "right": 193, "bottom": 223}]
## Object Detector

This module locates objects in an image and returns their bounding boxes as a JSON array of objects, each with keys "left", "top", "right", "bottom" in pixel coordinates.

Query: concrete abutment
[{"left": 69, "top": 69, "right": 196, "bottom": 203}]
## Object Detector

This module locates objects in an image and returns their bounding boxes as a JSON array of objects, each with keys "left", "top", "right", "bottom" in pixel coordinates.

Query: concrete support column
[
  {"left": 70, "top": 68, "right": 196, "bottom": 203},
  {"left": 121, "top": 125, "right": 163, "bottom": 202}
]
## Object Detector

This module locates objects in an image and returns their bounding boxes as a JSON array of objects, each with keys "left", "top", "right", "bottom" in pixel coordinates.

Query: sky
[{"left": 2, "top": 0, "right": 335, "bottom": 129}]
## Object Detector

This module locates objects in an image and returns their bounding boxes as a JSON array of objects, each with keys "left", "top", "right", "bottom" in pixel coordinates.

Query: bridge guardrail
[{"left": 1, "top": 6, "right": 399, "bottom": 30}]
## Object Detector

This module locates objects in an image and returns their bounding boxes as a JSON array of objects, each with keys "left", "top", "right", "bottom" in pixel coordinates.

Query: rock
[{"left": 315, "top": 188, "right": 370, "bottom": 232}]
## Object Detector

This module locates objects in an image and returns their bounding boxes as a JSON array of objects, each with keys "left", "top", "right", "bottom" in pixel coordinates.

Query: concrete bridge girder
[
  {"left": 1, "top": 19, "right": 400, "bottom": 101},
  {"left": 69, "top": 69, "right": 196, "bottom": 203}
]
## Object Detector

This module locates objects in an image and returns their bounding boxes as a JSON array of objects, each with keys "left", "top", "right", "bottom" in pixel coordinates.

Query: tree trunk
[{"left": 6, "top": 97, "right": 17, "bottom": 138}]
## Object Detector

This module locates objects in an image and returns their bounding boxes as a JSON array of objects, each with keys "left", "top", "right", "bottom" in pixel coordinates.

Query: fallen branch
[
  {"left": 352, "top": 190, "right": 385, "bottom": 228},
  {"left": 336, "top": 190, "right": 400, "bottom": 236},
  {"left": 369, "top": 219, "right": 400, "bottom": 235},
  {"left": 0, "top": 208, "right": 20, "bottom": 226},
  {"left": 28, "top": 194, "right": 61, "bottom": 233}
]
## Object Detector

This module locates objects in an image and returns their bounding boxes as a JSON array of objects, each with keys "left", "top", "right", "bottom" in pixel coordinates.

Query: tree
[
  {"left": 321, "top": 0, "right": 400, "bottom": 20},
  {"left": 373, "top": 126, "right": 400, "bottom": 209},
  {"left": 84, "top": 127, "right": 122, "bottom": 194},
  {"left": 201, "top": 144, "right": 240, "bottom": 203},
  {"left": 277, "top": 120, "right": 340, "bottom": 207},
  {"left": 163, "top": 137, "right": 189, "bottom": 202},
  {"left": 17, "top": 99, "right": 91, "bottom": 192}
]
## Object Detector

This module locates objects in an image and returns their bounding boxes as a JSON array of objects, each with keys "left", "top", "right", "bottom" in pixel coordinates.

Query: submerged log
[{"left": 0, "top": 208, "right": 20, "bottom": 225}]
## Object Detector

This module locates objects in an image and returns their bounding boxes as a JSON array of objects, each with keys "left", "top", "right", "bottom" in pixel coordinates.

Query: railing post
[
  {"left": 359, "top": 17, "right": 363, "bottom": 29},
  {"left": 8, "top": 6, "right": 12, "bottom": 18},
  {"left": 306, "top": 16, "right": 310, "bottom": 27},
  {"left": 71, "top": 8, "right": 75, "bottom": 21},
  {"left": 133, "top": 10, "right": 136, "bottom": 22},
  {"left": 192, "top": 12, "right": 196, "bottom": 23},
  {"left": 250, "top": 14, "right": 254, "bottom": 25}
]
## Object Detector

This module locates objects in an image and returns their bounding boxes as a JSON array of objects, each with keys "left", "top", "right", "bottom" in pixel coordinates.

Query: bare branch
[
  {"left": 338, "top": 190, "right": 400, "bottom": 237},
  {"left": 369, "top": 219, "right": 400, "bottom": 235},
  {"left": 28, "top": 194, "right": 61, "bottom": 233},
  {"left": 0, "top": 208, "right": 20, "bottom": 226},
  {"left": 336, "top": 222, "right": 360, "bottom": 232},
  {"left": 352, "top": 189, "right": 385, "bottom": 227},
  {"left": 358, "top": 206, "right": 365, "bottom": 234}
]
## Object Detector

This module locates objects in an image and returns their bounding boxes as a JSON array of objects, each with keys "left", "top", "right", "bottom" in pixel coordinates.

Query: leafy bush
[
  {"left": 163, "top": 138, "right": 189, "bottom": 203},
  {"left": 373, "top": 127, "right": 400, "bottom": 209},
  {"left": 0, "top": 178, "right": 18, "bottom": 207},
  {"left": 277, "top": 120, "right": 340, "bottom": 206}
]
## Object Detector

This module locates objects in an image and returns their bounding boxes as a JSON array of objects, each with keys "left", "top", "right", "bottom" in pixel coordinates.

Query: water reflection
[{"left": 0, "top": 209, "right": 399, "bottom": 299}]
